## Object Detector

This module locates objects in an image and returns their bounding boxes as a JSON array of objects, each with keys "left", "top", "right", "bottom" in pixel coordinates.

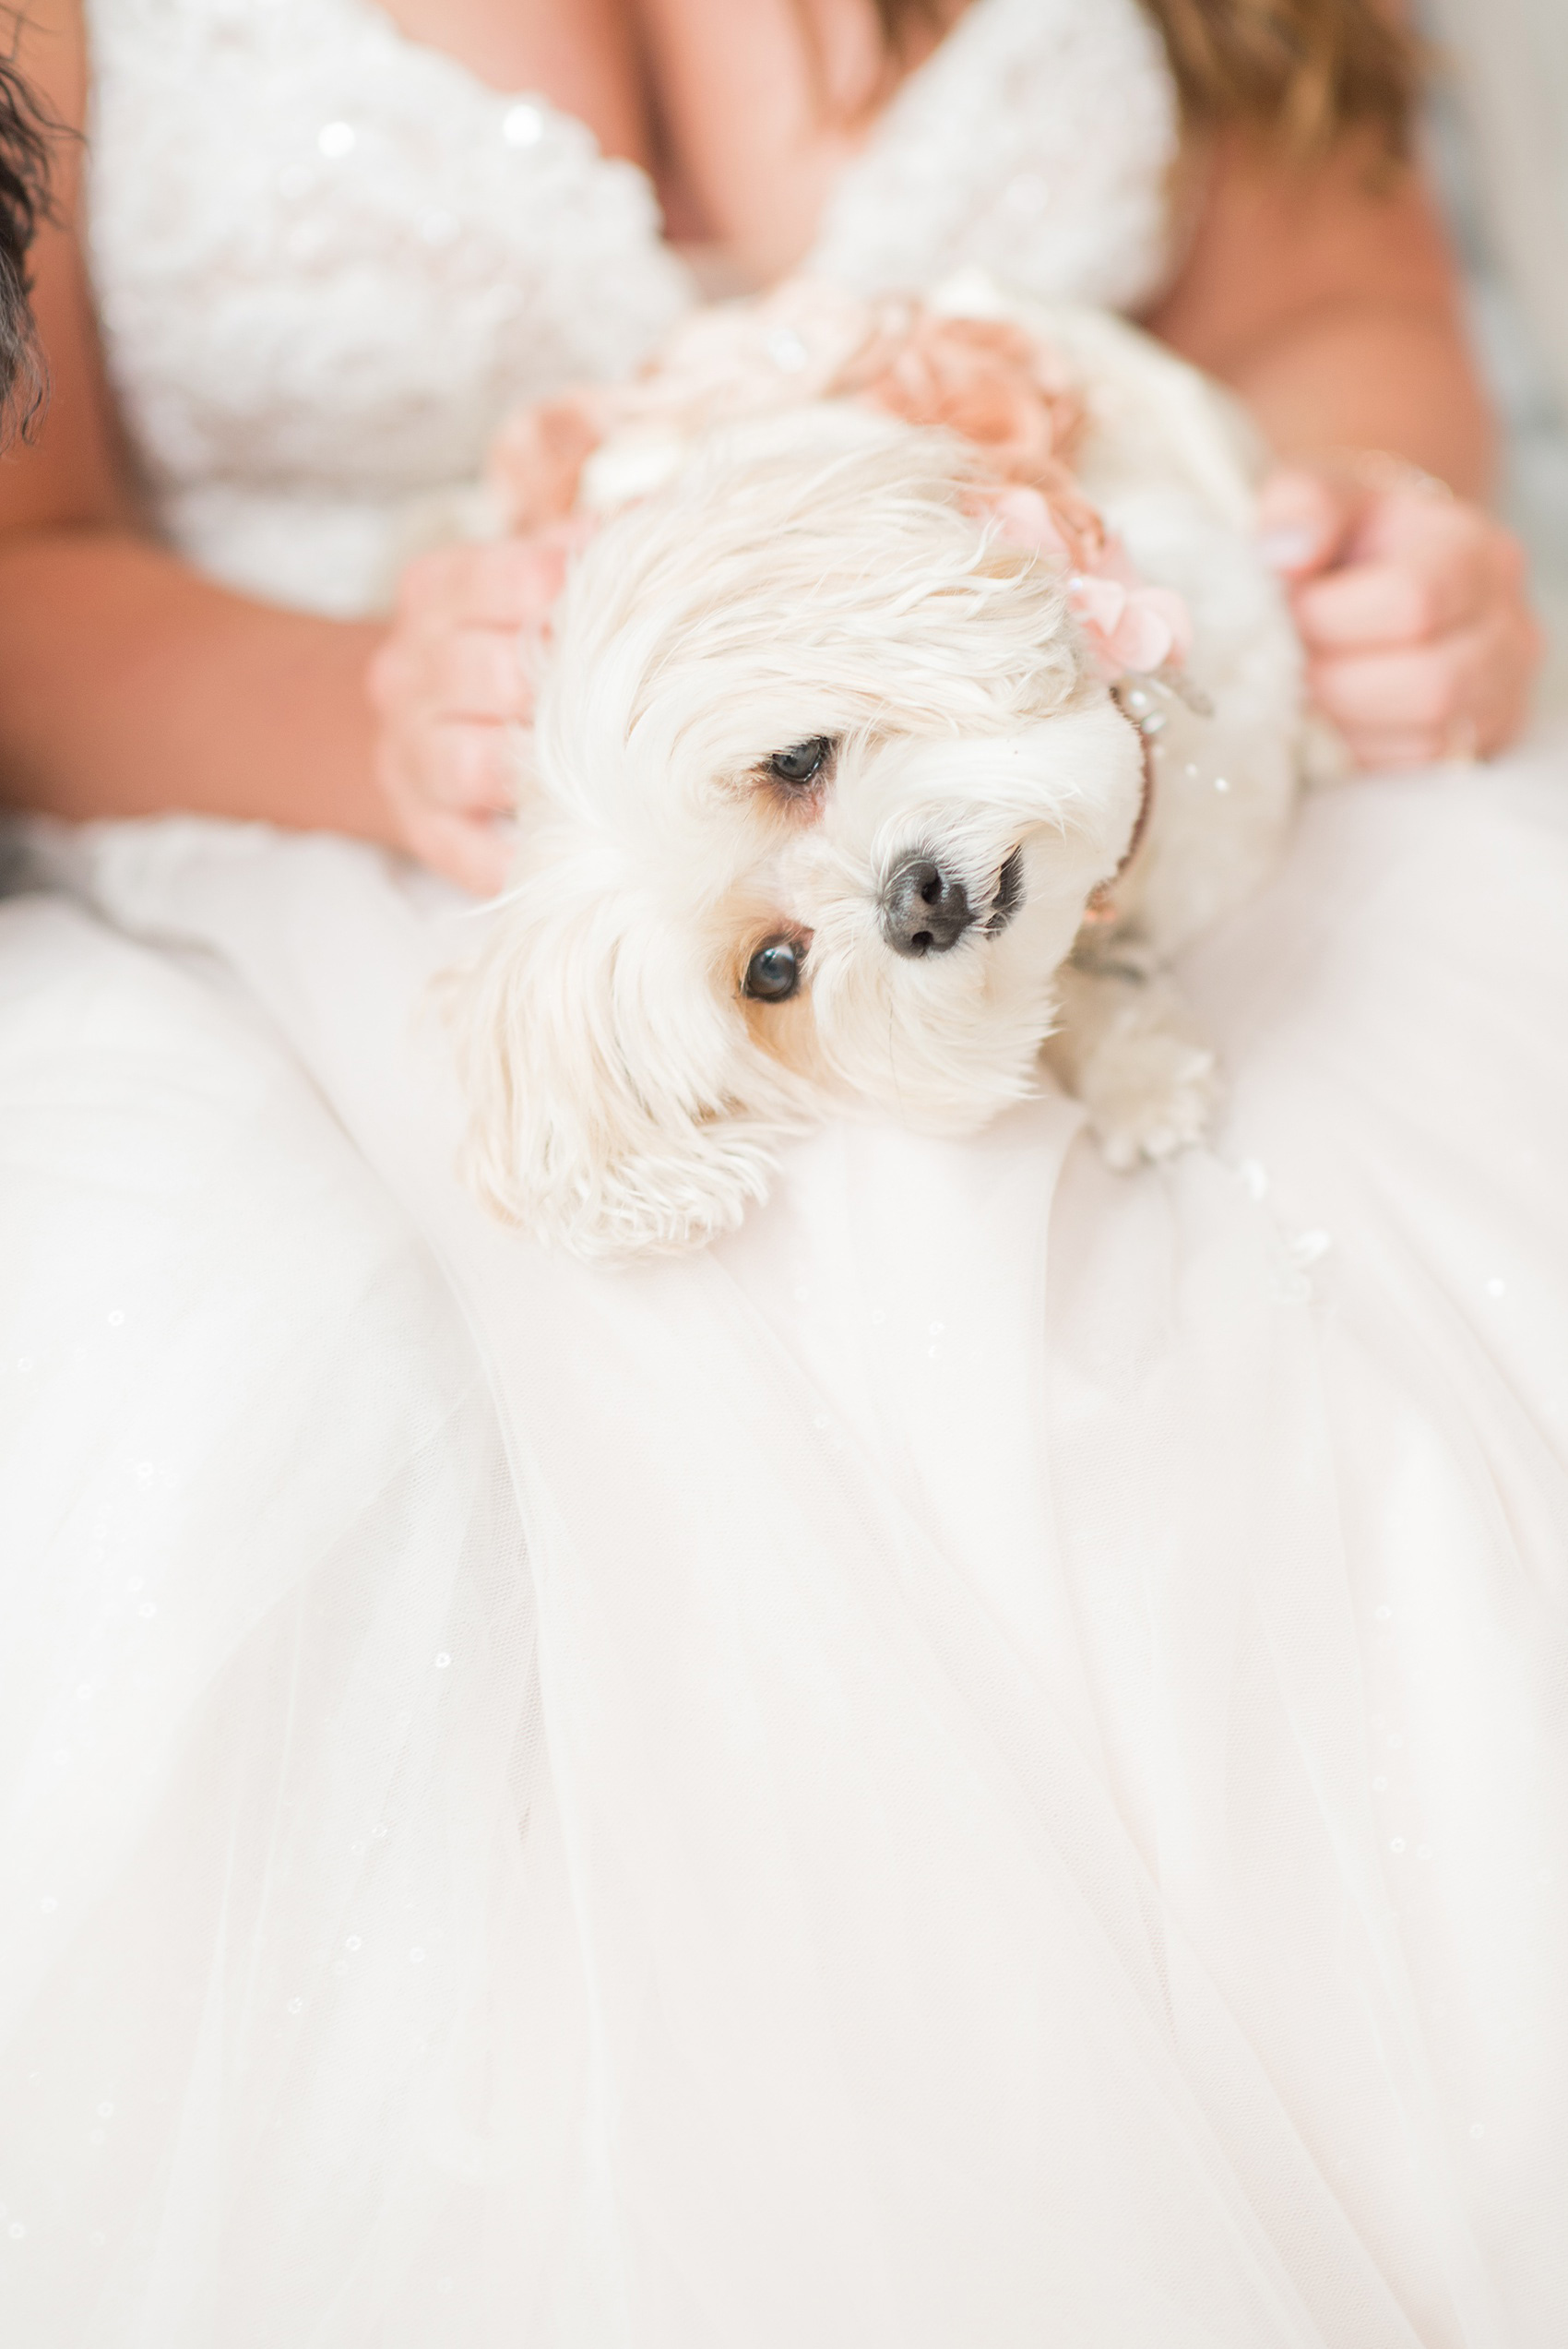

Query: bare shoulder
[{"left": 1146, "top": 129, "right": 1466, "bottom": 381}]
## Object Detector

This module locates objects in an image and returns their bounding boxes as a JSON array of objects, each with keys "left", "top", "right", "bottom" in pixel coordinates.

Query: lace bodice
[{"left": 84, "top": 0, "right": 1178, "bottom": 617}]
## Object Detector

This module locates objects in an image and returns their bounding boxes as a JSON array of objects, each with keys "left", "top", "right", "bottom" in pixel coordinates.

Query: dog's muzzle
[{"left": 879, "top": 855, "right": 975, "bottom": 958}]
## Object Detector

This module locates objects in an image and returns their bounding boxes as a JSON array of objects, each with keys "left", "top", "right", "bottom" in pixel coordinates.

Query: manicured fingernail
[{"left": 1259, "top": 527, "right": 1317, "bottom": 571}]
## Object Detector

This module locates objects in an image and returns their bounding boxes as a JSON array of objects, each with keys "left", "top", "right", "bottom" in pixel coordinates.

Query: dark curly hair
[{"left": 0, "top": 37, "right": 53, "bottom": 441}]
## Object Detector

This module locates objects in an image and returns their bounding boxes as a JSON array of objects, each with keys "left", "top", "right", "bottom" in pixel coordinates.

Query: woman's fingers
[
  {"left": 367, "top": 532, "right": 574, "bottom": 891},
  {"left": 397, "top": 532, "right": 579, "bottom": 629},
  {"left": 369, "top": 619, "right": 532, "bottom": 724},
  {"left": 1295, "top": 541, "right": 1484, "bottom": 651},
  {"left": 1255, "top": 467, "right": 1364, "bottom": 578},
  {"left": 422, "top": 626, "right": 530, "bottom": 721},
  {"left": 1258, "top": 462, "right": 1542, "bottom": 766},
  {"left": 1292, "top": 497, "right": 1510, "bottom": 650},
  {"left": 376, "top": 717, "right": 517, "bottom": 892},
  {"left": 1310, "top": 602, "right": 1540, "bottom": 761},
  {"left": 397, "top": 800, "right": 516, "bottom": 898},
  {"left": 1309, "top": 614, "right": 1493, "bottom": 733},
  {"left": 400, "top": 716, "right": 520, "bottom": 815},
  {"left": 1328, "top": 729, "right": 1455, "bottom": 773}
]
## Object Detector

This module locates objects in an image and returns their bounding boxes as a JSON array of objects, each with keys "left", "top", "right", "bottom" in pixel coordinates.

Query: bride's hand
[
  {"left": 367, "top": 533, "right": 574, "bottom": 894},
  {"left": 1257, "top": 462, "right": 1541, "bottom": 769}
]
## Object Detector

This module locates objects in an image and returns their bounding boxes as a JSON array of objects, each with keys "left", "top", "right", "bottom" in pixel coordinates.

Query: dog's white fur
[{"left": 455, "top": 280, "right": 1302, "bottom": 1259}]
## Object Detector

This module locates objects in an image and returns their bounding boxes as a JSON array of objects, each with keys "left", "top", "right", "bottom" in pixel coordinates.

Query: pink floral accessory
[
  {"left": 978, "top": 483, "right": 1193, "bottom": 678},
  {"left": 485, "top": 280, "right": 1194, "bottom": 686}
]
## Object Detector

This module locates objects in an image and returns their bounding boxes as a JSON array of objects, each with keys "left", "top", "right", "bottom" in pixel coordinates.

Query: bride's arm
[
  {"left": 0, "top": 2, "right": 385, "bottom": 833},
  {"left": 1148, "top": 129, "right": 1491, "bottom": 495},
  {"left": 0, "top": 1, "right": 529, "bottom": 891},
  {"left": 1146, "top": 130, "right": 1538, "bottom": 764}
]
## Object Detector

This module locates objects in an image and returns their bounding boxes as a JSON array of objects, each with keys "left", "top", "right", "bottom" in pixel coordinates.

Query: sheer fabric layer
[{"left": 3, "top": 755, "right": 1562, "bottom": 2344}]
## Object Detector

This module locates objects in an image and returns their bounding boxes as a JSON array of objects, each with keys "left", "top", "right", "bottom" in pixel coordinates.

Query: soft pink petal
[
  {"left": 1109, "top": 601, "right": 1177, "bottom": 674},
  {"left": 1070, "top": 576, "right": 1129, "bottom": 636},
  {"left": 986, "top": 485, "right": 1072, "bottom": 562},
  {"left": 1134, "top": 585, "right": 1194, "bottom": 664}
]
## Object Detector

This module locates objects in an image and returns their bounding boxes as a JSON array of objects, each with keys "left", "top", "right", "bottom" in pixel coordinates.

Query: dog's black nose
[{"left": 880, "top": 856, "right": 974, "bottom": 958}]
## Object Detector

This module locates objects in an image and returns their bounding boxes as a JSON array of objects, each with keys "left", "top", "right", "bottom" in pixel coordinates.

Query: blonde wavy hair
[{"left": 868, "top": 0, "right": 1418, "bottom": 158}]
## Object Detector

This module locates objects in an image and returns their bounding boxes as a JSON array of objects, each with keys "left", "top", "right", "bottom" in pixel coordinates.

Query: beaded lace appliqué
[{"left": 83, "top": 0, "right": 696, "bottom": 609}]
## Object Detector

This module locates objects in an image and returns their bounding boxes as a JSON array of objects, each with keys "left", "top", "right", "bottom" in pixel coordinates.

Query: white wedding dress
[{"left": 2, "top": 2, "right": 1566, "bottom": 2343}]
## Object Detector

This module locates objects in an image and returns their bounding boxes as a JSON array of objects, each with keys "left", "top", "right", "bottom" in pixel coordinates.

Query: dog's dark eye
[
  {"left": 742, "top": 936, "right": 802, "bottom": 1002},
  {"left": 764, "top": 736, "right": 834, "bottom": 787}
]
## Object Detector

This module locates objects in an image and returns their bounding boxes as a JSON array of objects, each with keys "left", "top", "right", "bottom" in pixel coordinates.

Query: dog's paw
[
  {"left": 1077, "top": 1019, "right": 1219, "bottom": 1169},
  {"left": 1045, "top": 960, "right": 1219, "bottom": 1168}
]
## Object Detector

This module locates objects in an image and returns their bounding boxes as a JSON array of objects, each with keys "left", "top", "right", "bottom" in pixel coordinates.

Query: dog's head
[{"left": 455, "top": 413, "right": 1144, "bottom": 1258}]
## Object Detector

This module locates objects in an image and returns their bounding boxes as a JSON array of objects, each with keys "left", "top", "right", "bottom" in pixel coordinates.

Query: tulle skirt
[{"left": 1, "top": 746, "right": 1565, "bottom": 2347}]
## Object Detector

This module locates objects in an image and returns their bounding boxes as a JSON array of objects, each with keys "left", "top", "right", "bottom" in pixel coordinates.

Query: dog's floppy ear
[{"left": 451, "top": 833, "right": 805, "bottom": 1261}]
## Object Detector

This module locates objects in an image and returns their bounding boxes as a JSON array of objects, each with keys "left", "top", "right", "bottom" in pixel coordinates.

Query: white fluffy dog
[{"left": 453, "top": 275, "right": 1302, "bottom": 1259}]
